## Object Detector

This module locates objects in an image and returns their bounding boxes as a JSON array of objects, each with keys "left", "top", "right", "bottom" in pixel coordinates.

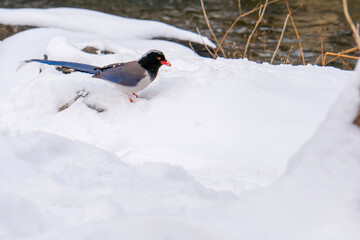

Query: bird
[{"left": 19, "top": 50, "right": 171, "bottom": 102}]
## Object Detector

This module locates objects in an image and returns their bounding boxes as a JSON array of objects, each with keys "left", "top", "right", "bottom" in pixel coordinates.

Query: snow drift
[{"left": 0, "top": 7, "right": 359, "bottom": 240}]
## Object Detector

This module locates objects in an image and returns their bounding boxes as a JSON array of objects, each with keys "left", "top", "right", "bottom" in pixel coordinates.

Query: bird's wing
[{"left": 93, "top": 61, "right": 146, "bottom": 86}]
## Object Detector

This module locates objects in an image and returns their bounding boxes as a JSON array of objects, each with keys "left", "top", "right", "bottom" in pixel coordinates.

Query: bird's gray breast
[{"left": 93, "top": 61, "right": 146, "bottom": 86}]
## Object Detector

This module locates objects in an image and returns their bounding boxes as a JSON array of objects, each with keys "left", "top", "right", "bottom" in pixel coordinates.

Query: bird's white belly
[{"left": 112, "top": 73, "right": 152, "bottom": 94}]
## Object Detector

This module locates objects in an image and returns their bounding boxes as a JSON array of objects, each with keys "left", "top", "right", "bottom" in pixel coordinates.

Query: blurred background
[{"left": 0, "top": 0, "right": 359, "bottom": 69}]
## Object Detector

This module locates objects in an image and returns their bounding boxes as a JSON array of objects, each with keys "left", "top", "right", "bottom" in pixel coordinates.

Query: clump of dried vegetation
[
  {"left": 199, "top": 0, "right": 360, "bottom": 127},
  {"left": 198, "top": 0, "right": 359, "bottom": 70}
]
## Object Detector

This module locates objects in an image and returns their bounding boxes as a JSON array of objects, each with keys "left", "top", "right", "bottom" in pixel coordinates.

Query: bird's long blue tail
[{"left": 21, "top": 59, "right": 101, "bottom": 74}]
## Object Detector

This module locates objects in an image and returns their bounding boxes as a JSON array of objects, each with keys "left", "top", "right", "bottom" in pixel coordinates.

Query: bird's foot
[{"left": 128, "top": 93, "right": 138, "bottom": 103}]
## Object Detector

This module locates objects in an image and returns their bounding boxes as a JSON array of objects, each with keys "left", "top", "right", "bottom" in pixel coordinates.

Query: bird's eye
[{"left": 157, "top": 57, "right": 161, "bottom": 61}]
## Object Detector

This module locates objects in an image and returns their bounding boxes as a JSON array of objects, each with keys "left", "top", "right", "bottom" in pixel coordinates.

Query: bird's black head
[{"left": 138, "top": 50, "right": 171, "bottom": 80}]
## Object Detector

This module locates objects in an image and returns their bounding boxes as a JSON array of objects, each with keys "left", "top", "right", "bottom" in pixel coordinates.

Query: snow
[
  {"left": 0, "top": 8, "right": 215, "bottom": 48},
  {"left": 0, "top": 7, "right": 359, "bottom": 240}
]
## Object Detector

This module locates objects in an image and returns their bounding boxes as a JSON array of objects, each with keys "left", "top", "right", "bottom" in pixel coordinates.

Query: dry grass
[
  {"left": 271, "top": 14, "right": 289, "bottom": 64},
  {"left": 324, "top": 52, "right": 359, "bottom": 70},
  {"left": 237, "top": 0, "right": 242, "bottom": 15},
  {"left": 343, "top": 0, "right": 360, "bottom": 46},
  {"left": 199, "top": 0, "right": 225, "bottom": 57},
  {"left": 212, "top": 0, "right": 279, "bottom": 59},
  {"left": 197, "top": 0, "right": 360, "bottom": 126},
  {"left": 244, "top": 0, "right": 269, "bottom": 58},
  {"left": 285, "top": 0, "right": 305, "bottom": 65},
  {"left": 198, "top": 0, "right": 359, "bottom": 70}
]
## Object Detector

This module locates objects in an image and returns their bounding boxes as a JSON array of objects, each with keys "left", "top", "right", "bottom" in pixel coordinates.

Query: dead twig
[
  {"left": 285, "top": 46, "right": 293, "bottom": 64},
  {"left": 314, "top": 55, "right": 322, "bottom": 65},
  {"left": 342, "top": 0, "right": 360, "bottom": 46},
  {"left": 249, "top": 29, "right": 259, "bottom": 61},
  {"left": 188, "top": 41, "right": 195, "bottom": 53},
  {"left": 285, "top": 0, "right": 305, "bottom": 65},
  {"left": 271, "top": 14, "right": 290, "bottom": 64},
  {"left": 324, "top": 52, "right": 359, "bottom": 66},
  {"left": 237, "top": 0, "right": 242, "bottom": 16},
  {"left": 199, "top": 0, "right": 225, "bottom": 57},
  {"left": 318, "top": 26, "right": 325, "bottom": 66},
  {"left": 213, "top": 0, "right": 279, "bottom": 58},
  {"left": 213, "top": 6, "right": 260, "bottom": 58},
  {"left": 323, "top": 45, "right": 359, "bottom": 67},
  {"left": 261, "top": 32, "right": 268, "bottom": 62},
  {"left": 341, "top": 45, "right": 360, "bottom": 54},
  {"left": 338, "top": 57, "right": 352, "bottom": 70},
  {"left": 244, "top": 0, "right": 269, "bottom": 58},
  {"left": 196, "top": 27, "right": 215, "bottom": 58}
]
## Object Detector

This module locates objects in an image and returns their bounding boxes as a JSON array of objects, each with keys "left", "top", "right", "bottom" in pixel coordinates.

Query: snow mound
[
  {"left": 0, "top": 7, "right": 359, "bottom": 240},
  {"left": 203, "top": 62, "right": 360, "bottom": 239},
  {"left": 0, "top": 7, "right": 215, "bottom": 48},
  {"left": 0, "top": 132, "right": 230, "bottom": 239}
]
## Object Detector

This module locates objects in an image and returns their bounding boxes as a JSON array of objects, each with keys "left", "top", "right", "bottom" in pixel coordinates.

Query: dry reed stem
[
  {"left": 213, "top": 6, "right": 260, "bottom": 58},
  {"left": 188, "top": 41, "right": 195, "bottom": 53},
  {"left": 285, "top": 0, "right": 305, "bottom": 65},
  {"left": 343, "top": 0, "right": 360, "bottom": 46},
  {"left": 262, "top": 33, "right": 268, "bottom": 62},
  {"left": 237, "top": 0, "right": 242, "bottom": 16},
  {"left": 249, "top": 29, "right": 259, "bottom": 60},
  {"left": 285, "top": 46, "right": 293, "bottom": 64},
  {"left": 213, "top": 0, "right": 279, "bottom": 58},
  {"left": 324, "top": 52, "right": 359, "bottom": 66},
  {"left": 323, "top": 46, "right": 360, "bottom": 66},
  {"left": 314, "top": 55, "right": 322, "bottom": 65},
  {"left": 199, "top": 0, "right": 225, "bottom": 57},
  {"left": 271, "top": 14, "right": 290, "bottom": 64},
  {"left": 338, "top": 57, "right": 352, "bottom": 70},
  {"left": 244, "top": 0, "right": 269, "bottom": 58},
  {"left": 318, "top": 27, "right": 325, "bottom": 66},
  {"left": 196, "top": 27, "right": 215, "bottom": 58},
  {"left": 342, "top": 45, "right": 360, "bottom": 54}
]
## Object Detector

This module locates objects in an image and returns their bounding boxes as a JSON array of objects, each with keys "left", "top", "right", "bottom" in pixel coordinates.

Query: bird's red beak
[{"left": 161, "top": 60, "right": 172, "bottom": 67}]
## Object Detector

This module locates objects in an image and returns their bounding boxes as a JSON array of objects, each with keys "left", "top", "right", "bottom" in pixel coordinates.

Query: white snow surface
[
  {"left": 0, "top": 7, "right": 215, "bottom": 48},
  {"left": 0, "top": 7, "right": 359, "bottom": 240}
]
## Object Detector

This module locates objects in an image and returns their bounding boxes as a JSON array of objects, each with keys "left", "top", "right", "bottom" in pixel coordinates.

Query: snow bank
[
  {"left": 201, "top": 62, "right": 360, "bottom": 239},
  {"left": 0, "top": 29, "right": 350, "bottom": 193},
  {"left": 0, "top": 7, "right": 359, "bottom": 240},
  {"left": 0, "top": 132, "right": 230, "bottom": 240},
  {"left": 0, "top": 8, "right": 215, "bottom": 48}
]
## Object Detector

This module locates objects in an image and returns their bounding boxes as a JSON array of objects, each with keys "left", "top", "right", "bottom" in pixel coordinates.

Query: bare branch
[
  {"left": 271, "top": 14, "right": 290, "bottom": 64},
  {"left": 343, "top": 0, "right": 360, "bottom": 47},
  {"left": 285, "top": 0, "right": 305, "bottom": 65},
  {"left": 244, "top": 0, "right": 269, "bottom": 58},
  {"left": 199, "top": 0, "right": 225, "bottom": 58}
]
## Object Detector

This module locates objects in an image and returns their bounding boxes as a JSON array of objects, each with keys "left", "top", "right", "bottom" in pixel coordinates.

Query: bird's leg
[
  {"left": 132, "top": 93, "right": 139, "bottom": 98},
  {"left": 128, "top": 93, "right": 138, "bottom": 102},
  {"left": 127, "top": 93, "right": 135, "bottom": 103}
]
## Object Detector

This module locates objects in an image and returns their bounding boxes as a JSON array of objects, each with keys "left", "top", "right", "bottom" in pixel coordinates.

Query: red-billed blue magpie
[{"left": 20, "top": 50, "right": 171, "bottom": 102}]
